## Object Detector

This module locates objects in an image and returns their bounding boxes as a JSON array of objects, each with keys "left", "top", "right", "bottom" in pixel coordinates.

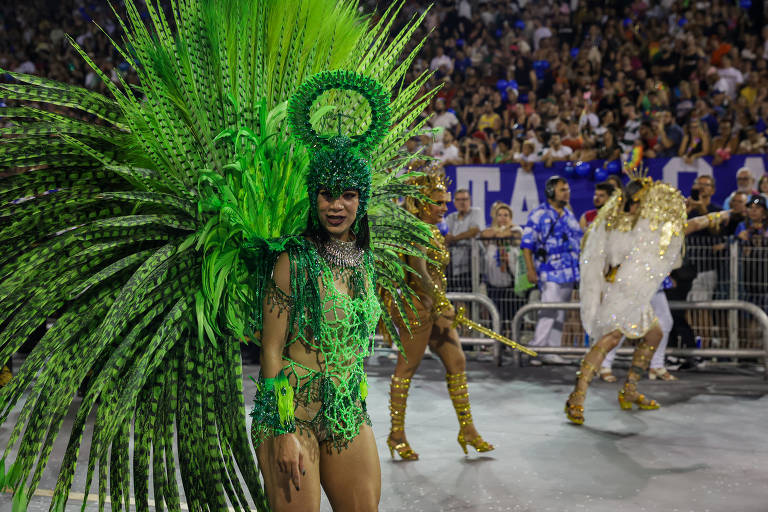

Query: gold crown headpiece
[
  {"left": 404, "top": 161, "right": 451, "bottom": 215},
  {"left": 406, "top": 160, "right": 451, "bottom": 195},
  {"left": 624, "top": 165, "right": 653, "bottom": 202}
]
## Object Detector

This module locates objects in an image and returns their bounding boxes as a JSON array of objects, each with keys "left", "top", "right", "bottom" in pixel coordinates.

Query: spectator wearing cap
[
  {"left": 738, "top": 195, "right": 768, "bottom": 241},
  {"left": 736, "top": 195, "right": 768, "bottom": 312},
  {"left": 709, "top": 87, "right": 728, "bottom": 119},
  {"left": 723, "top": 168, "right": 758, "bottom": 209},
  {"left": 521, "top": 176, "right": 582, "bottom": 365}
]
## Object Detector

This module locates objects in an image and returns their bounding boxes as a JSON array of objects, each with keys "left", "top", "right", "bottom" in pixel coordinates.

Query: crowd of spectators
[
  {"left": 380, "top": 0, "right": 768, "bottom": 168},
  {"left": 5, "top": 0, "right": 768, "bottom": 166},
  {"left": 0, "top": 1, "right": 139, "bottom": 103}
]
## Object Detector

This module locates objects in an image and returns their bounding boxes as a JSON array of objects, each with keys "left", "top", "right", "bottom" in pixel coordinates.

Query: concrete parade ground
[{"left": 2, "top": 351, "right": 767, "bottom": 512}]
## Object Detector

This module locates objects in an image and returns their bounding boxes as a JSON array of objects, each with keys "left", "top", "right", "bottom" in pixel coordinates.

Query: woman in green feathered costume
[
  {"left": 249, "top": 71, "right": 388, "bottom": 511},
  {"left": 0, "top": 0, "right": 439, "bottom": 510}
]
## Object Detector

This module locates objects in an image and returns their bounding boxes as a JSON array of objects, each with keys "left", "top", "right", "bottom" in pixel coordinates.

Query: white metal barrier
[{"left": 508, "top": 300, "right": 768, "bottom": 375}]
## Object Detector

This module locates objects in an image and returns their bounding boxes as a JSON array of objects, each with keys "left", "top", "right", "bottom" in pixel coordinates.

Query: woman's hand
[{"left": 275, "top": 433, "right": 305, "bottom": 492}]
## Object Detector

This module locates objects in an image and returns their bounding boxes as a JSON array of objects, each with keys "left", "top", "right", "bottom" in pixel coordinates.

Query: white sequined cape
[{"left": 580, "top": 182, "right": 686, "bottom": 340}]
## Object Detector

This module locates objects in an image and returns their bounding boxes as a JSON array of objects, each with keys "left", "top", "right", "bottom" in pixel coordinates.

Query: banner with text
[{"left": 444, "top": 155, "right": 768, "bottom": 226}]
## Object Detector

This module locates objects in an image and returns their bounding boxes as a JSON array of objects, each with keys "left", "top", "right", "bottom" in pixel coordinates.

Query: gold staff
[{"left": 451, "top": 306, "right": 538, "bottom": 357}]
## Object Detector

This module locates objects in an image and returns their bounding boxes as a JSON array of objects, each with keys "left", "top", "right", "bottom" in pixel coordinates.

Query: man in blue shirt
[{"left": 521, "top": 176, "right": 582, "bottom": 364}]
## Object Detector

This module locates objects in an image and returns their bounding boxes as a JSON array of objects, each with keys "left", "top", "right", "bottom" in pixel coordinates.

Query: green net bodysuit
[{"left": 250, "top": 236, "right": 381, "bottom": 451}]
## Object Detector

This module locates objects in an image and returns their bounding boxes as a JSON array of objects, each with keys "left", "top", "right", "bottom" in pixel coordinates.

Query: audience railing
[
  {"left": 441, "top": 236, "right": 768, "bottom": 373},
  {"left": 508, "top": 301, "right": 768, "bottom": 376}
]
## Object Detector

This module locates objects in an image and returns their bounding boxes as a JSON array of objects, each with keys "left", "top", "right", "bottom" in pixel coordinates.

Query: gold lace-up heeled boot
[
  {"left": 565, "top": 344, "right": 610, "bottom": 424},
  {"left": 446, "top": 372, "right": 494, "bottom": 454},
  {"left": 565, "top": 359, "right": 600, "bottom": 425},
  {"left": 619, "top": 341, "right": 660, "bottom": 410},
  {"left": 387, "top": 375, "right": 419, "bottom": 460}
]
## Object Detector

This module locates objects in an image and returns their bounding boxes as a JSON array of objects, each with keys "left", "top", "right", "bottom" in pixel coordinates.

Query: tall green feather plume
[{"left": 0, "top": 0, "right": 437, "bottom": 509}]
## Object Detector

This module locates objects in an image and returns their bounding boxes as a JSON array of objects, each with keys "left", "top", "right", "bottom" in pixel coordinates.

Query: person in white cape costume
[{"left": 565, "top": 175, "right": 730, "bottom": 424}]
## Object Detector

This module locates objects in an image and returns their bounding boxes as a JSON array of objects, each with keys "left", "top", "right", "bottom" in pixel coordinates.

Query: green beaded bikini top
[
  {"left": 288, "top": 242, "right": 381, "bottom": 360},
  {"left": 249, "top": 235, "right": 380, "bottom": 368}
]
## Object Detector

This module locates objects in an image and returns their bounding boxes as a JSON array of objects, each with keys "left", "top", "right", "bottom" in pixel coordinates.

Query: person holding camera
[
  {"left": 521, "top": 176, "right": 583, "bottom": 364},
  {"left": 460, "top": 135, "right": 488, "bottom": 164}
]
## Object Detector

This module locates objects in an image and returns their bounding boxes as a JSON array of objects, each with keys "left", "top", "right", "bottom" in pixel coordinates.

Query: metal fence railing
[
  {"left": 507, "top": 301, "right": 768, "bottom": 375},
  {"left": 441, "top": 235, "right": 768, "bottom": 370}
]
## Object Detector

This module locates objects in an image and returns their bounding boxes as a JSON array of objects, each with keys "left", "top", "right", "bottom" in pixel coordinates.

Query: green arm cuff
[{"left": 250, "top": 370, "right": 296, "bottom": 437}]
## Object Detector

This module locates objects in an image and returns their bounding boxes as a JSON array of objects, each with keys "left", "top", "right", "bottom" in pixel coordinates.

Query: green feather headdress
[{"left": 288, "top": 70, "right": 390, "bottom": 229}]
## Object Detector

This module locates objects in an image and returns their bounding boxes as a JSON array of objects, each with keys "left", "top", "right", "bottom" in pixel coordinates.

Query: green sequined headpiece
[{"left": 288, "top": 70, "right": 391, "bottom": 229}]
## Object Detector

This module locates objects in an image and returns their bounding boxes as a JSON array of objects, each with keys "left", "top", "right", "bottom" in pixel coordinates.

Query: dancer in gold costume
[
  {"left": 386, "top": 166, "right": 494, "bottom": 460},
  {"left": 566, "top": 173, "right": 730, "bottom": 424}
]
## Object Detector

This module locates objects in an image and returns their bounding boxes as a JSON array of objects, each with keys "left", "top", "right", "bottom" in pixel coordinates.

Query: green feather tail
[{"left": 0, "top": 0, "right": 435, "bottom": 509}]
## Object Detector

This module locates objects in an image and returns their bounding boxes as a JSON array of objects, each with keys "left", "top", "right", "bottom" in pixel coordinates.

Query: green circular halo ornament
[{"left": 288, "top": 70, "right": 391, "bottom": 229}]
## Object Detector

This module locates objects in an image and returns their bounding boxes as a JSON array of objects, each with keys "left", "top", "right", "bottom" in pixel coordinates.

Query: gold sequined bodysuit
[{"left": 407, "top": 225, "right": 451, "bottom": 318}]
